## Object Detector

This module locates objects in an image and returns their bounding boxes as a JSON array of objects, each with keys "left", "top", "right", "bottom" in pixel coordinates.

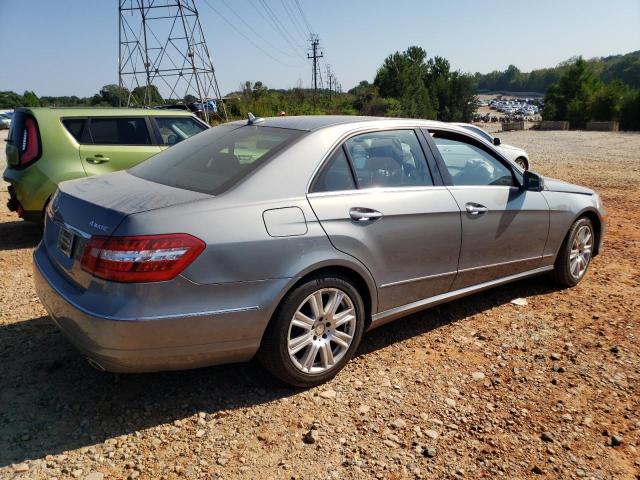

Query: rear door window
[
  {"left": 344, "top": 130, "right": 434, "bottom": 188},
  {"left": 311, "top": 147, "right": 356, "bottom": 193},
  {"left": 154, "top": 117, "right": 207, "bottom": 145},
  {"left": 130, "top": 125, "right": 304, "bottom": 195},
  {"left": 88, "top": 117, "right": 151, "bottom": 145}
]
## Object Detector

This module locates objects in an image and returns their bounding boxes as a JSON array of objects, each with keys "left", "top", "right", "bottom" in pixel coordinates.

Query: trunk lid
[{"left": 43, "top": 170, "right": 211, "bottom": 289}]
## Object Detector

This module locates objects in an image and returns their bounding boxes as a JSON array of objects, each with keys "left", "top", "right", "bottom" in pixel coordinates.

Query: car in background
[
  {"left": 0, "top": 111, "right": 13, "bottom": 129},
  {"left": 3, "top": 107, "right": 208, "bottom": 221},
  {"left": 453, "top": 122, "right": 530, "bottom": 170},
  {"left": 33, "top": 115, "right": 604, "bottom": 386}
]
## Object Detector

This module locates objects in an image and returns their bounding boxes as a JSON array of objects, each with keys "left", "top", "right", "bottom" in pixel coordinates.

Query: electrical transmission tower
[
  {"left": 326, "top": 64, "right": 335, "bottom": 100},
  {"left": 307, "top": 34, "right": 323, "bottom": 94},
  {"left": 118, "top": 0, "right": 226, "bottom": 121}
]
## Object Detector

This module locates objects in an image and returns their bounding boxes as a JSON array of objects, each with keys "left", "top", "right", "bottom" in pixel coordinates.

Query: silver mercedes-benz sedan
[{"left": 34, "top": 115, "right": 605, "bottom": 386}]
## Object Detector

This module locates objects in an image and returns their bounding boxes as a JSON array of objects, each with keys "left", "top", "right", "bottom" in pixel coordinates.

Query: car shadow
[
  {"left": 0, "top": 220, "right": 42, "bottom": 251},
  {"left": 0, "top": 276, "right": 558, "bottom": 467}
]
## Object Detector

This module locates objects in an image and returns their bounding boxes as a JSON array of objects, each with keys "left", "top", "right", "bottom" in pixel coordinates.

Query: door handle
[
  {"left": 465, "top": 203, "right": 489, "bottom": 215},
  {"left": 349, "top": 207, "right": 383, "bottom": 222},
  {"left": 86, "top": 155, "right": 110, "bottom": 164}
]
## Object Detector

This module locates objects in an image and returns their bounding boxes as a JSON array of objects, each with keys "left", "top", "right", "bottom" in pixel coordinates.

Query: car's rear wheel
[
  {"left": 515, "top": 157, "right": 529, "bottom": 170},
  {"left": 553, "top": 217, "right": 594, "bottom": 287},
  {"left": 258, "top": 275, "right": 365, "bottom": 387}
]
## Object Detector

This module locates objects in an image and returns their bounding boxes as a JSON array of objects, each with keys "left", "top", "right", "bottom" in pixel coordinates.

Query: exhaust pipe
[{"left": 86, "top": 357, "right": 106, "bottom": 372}]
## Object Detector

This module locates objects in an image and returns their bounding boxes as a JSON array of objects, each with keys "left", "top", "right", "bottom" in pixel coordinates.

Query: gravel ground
[{"left": 0, "top": 130, "right": 638, "bottom": 480}]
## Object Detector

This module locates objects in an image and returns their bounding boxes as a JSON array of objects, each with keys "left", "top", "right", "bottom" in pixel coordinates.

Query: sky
[{"left": 0, "top": 0, "right": 639, "bottom": 98}]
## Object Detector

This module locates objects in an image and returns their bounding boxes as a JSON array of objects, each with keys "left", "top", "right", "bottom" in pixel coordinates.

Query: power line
[
  {"left": 293, "top": 0, "right": 313, "bottom": 33},
  {"left": 257, "top": 0, "right": 307, "bottom": 57},
  {"left": 219, "top": 0, "right": 301, "bottom": 60},
  {"left": 201, "top": 0, "right": 302, "bottom": 68},
  {"left": 281, "top": 0, "right": 308, "bottom": 44}
]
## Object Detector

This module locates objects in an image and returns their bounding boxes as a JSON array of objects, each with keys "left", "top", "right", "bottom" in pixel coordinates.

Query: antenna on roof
[{"left": 247, "top": 112, "right": 264, "bottom": 125}]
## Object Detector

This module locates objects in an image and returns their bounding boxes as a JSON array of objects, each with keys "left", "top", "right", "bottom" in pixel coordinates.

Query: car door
[
  {"left": 425, "top": 128, "right": 549, "bottom": 289},
  {"left": 307, "top": 129, "right": 462, "bottom": 313},
  {"left": 80, "top": 117, "right": 161, "bottom": 176}
]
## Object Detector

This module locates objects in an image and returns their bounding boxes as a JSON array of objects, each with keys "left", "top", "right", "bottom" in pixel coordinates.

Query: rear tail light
[
  {"left": 20, "top": 117, "right": 41, "bottom": 166},
  {"left": 81, "top": 234, "right": 205, "bottom": 283}
]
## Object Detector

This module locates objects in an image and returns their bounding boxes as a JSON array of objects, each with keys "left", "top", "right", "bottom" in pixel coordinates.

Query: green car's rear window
[{"left": 130, "top": 125, "right": 304, "bottom": 195}]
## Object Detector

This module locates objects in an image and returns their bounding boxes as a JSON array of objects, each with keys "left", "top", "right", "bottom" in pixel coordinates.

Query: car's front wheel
[
  {"left": 553, "top": 217, "right": 595, "bottom": 287},
  {"left": 258, "top": 274, "right": 365, "bottom": 387}
]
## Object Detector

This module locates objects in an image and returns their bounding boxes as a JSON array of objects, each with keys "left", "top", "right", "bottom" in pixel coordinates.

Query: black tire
[
  {"left": 516, "top": 157, "right": 529, "bottom": 170},
  {"left": 553, "top": 217, "right": 594, "bottom": 287},
  {"left": 258, "top": 274, "right": 365, "bottom": 387}
]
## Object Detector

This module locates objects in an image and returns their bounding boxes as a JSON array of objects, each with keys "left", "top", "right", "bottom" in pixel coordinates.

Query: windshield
[{"left": 130, "top": 124, "right": 304, "bottom": 195}]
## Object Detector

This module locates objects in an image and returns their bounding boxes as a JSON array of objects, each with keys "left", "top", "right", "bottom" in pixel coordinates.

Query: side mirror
[
  {"left": 523, "top": 170, "right": 544, "bottom": 192},
  {"left": 493, "top": 137, "right": 501, "bottom": 146}
]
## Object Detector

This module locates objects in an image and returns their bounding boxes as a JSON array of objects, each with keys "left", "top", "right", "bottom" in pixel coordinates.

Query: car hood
[
  {"left": 543, "top": 177, "right": 594, "bottom": 195},
  {"left": 54, "top": 170, "right": 211, "bottom": 236}
]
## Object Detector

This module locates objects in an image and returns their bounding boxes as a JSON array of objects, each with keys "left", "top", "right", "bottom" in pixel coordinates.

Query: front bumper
[{"left": 33, "top": 244, "right": 288, "bottom": 373}]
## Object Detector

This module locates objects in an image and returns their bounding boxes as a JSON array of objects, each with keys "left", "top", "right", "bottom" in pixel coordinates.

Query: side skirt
[{"left": 368, "top": 265, "right": 554, "bottom": 330}]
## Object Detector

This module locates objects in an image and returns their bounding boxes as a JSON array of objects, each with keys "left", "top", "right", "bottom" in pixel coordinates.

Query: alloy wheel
[
  {"left": 287, "top": 288, "right": 356, "bottom": 374},
  {"left": 569, "top": 224, "right": 593, "bottom": 280}
]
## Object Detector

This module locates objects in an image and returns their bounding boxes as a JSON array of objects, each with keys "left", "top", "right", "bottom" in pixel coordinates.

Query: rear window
[
  {"left": 62, "top": 118, "right": 90, "bottom": 143},
  {"left": 130, "top": 125, "right": 304, "bottom": 195},
  {"left": 89, "top": 117, "right": 151, "bottom": 145},
  {"left": 155, "top": 117, "right": 207, "bottom": 145}
]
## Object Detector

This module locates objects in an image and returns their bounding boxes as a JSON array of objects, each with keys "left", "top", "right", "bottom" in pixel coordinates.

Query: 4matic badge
[{"left": 89, "top": 220, "right": 109, "bottom": 232}]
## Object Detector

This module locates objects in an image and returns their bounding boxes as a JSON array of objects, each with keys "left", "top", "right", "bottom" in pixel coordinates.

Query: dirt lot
[{"left": 0, "top": 130, "right": 638, "bottom": 480}]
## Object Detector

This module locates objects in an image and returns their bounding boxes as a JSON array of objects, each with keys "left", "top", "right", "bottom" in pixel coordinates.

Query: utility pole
[
  {"left": 307, "top": 34, "right": 323, "bottom": 95},
  {"left": 326, "top": 64, "right": 332, "bottom": 100}
]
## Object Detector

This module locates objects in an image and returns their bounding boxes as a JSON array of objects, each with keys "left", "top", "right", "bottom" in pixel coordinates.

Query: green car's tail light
[
  {"left": 81, "top": 234, "right": 205, "bottom": 282},
  {"left": 20, "top": 116, "right": 42, "bottom": 166}
]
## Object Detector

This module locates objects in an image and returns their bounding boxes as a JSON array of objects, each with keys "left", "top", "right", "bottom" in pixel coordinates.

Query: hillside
[{"left": 474, "top": 50, "right": 640, "bottom": 93}]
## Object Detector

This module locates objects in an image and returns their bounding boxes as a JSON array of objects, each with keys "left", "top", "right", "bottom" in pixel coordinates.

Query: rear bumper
[
  {"left": 6, "top": 184, "right": 41, "bottom": 221},
  {"left": 33, "top": 244, "right": 287, "bottom": 373}
]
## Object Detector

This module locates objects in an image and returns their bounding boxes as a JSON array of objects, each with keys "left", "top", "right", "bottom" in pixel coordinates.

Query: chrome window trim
[{"left": 307, "top": 185, "right": 449, "bottom": 198}]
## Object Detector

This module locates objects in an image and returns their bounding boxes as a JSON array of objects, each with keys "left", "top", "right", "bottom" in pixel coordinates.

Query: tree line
[
  {"left": 474, "top": 50, "right": 640, "bottom": 93},
  {"left": 542, "top": 57, "right": 640, "bottom": 130},
  {"left": 2, "top": 46, "right": 638, "bottom": 129}
]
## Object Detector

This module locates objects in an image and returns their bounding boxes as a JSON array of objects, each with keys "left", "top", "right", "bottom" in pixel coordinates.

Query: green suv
[{"left": 4, "top": 107, "right": 208, "bottom": 221}]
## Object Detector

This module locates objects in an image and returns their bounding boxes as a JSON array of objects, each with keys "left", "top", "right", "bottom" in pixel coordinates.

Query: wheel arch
[
  {"left": 266, "top": 261, "right": 378, "bottom": 333},
  {"left": 577, "top": 209, "right": 603, "bottom": 256}
]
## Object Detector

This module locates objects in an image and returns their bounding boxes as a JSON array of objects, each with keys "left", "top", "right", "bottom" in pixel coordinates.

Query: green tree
[
  {"left": 620, "top": 90, "right": 640, "bottom": 130},
  {"left": 22, "top": 90, "right": 41, "bottom": 107},
  {"left": 0, "top": 91, "right": 24, "bottom": 108},
  {"left": 98, "top": 84, "right": 130, "bottom": 107},
  {"left": 543, "top": 57, "right": 602, "bottom": 127},
  {"left": 131, "top": 85, "right": 163, "bottom": 105},
  {"left": 591, "top": 81, "right": 627, "bottom": 121},
  {"left": 374, "top": 46, "right": 436, "bottom": 119}
]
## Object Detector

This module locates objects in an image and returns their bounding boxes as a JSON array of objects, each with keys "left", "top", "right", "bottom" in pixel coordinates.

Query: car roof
[
  {"left": 225, "top": 115, "right": 462, "bottom": 132},
  {"left": 16, "top": 107, "right": 196, "bottom": 117}
]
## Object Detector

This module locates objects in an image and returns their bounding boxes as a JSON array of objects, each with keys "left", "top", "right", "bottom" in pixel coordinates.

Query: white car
[
  {"left": 0, "top": 112, "right": 13, "bottom": 130},
  {"left": 453, "top": 123, "right": 529, "bottom": 170}
]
